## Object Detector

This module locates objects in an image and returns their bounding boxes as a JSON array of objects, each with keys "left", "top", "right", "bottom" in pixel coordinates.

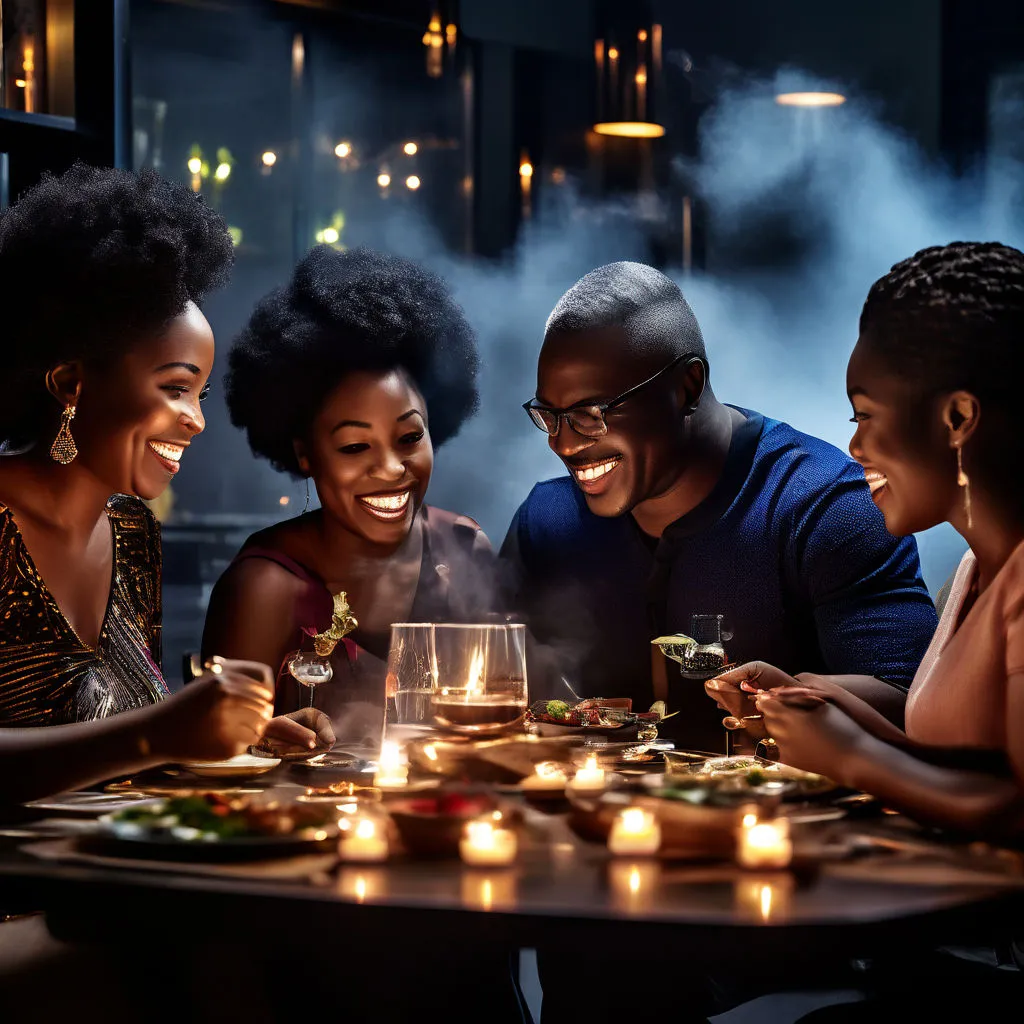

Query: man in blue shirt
[{"left": 503, "top": 261, "right": 937, "bottom": 752}]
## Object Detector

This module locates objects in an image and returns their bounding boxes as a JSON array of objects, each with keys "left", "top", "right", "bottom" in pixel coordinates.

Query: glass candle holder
[{"left": 425, "top": 623, "right": 528, "bottom": 736}]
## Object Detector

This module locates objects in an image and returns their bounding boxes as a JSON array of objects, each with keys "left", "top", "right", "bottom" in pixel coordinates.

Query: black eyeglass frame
[{"left": 522, "top": 353, "right": 706, "bottom": 437}]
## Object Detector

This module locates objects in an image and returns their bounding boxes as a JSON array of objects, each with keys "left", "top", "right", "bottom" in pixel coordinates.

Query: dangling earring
[
  {"left": 50, "top": 404, "right": 78, "bottom": 464},
  {"left": 956, "top": 446, "right": 973, "bottom": 530},
  {"left": 303, "top": 477, "right": 311, "bottom": 514}
]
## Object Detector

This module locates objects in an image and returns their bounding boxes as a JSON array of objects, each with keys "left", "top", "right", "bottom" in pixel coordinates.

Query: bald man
[{"left": 502, "top": 261, "right": 937, "bottom": 750}]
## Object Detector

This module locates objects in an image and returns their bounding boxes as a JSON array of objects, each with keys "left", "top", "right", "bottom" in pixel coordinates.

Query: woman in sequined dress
[{"left": 0, "top": 163, "right": 284, "bottom": 806}]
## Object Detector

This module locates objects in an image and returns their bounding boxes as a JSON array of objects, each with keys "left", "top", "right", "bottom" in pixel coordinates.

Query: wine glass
[
  {"left": 429, "top": 623, "right": 528, "bottom": 736},
  {"left": 386, "top": 623, "right": 437, "bottom": 733},
  {"left": 678, "top": 614, "right": 729, "bottom": 679},
  {"left": 287, "top": 651, "right": 333, "bottom": 708}
]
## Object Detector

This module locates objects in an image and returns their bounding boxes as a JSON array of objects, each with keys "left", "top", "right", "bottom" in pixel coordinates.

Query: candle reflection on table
[
  {"left": 608, "top": 859, "right": 660, "bottom": 912},
  {"left": 461, "top": 871, "right": 517, "bottom": 911},
  {"left": 733, "top": 873, "right": 795, "bottom": 923},
  {"left": 337, "top": 867, "right": 388, "bottom": 904}
]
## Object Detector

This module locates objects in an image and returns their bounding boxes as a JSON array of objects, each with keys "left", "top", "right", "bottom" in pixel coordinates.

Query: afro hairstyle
[{"left": 226, "top": 245, "right": 479, "bottom": 476}]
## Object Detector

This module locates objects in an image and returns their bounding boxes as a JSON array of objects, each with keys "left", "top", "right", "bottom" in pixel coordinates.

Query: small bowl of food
[{"left": 388, "top": 790, "right": 514, "bottom": 858}]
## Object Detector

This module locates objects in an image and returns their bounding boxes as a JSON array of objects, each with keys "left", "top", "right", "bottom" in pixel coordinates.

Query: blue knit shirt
[{"left": 500, "top": 409, "right": 938, "bottom": 745}]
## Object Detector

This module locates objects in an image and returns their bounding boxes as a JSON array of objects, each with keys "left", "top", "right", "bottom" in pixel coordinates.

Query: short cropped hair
[
  {"left": 545, "top": 261, "right": 707, "bottom": 360},
  {"left": 227, "top": 246, "right": 479, "bottom": 476}
]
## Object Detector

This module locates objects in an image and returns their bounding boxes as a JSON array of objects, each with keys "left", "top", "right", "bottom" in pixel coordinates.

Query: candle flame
[
  {"left": 355, "top": 819, "right": 376, "bottom": 840},
  {"left": 742, "top": 812, "right": 758, "bottom": 828},
  {"left": 620, "top": 807, "right": 649, "bottom": 834},
  {"left": 379, "top": 741, "right": 401, "bottom": 770},
  {"left": 481, "top": 878, "right": 493, "bottom": 910},
  {"left": 629, "top": 866, "right": 642, "bottom": 894},
  {"left": 424, "top": 744, "right": 438, "bottom": 761},
  {"left": 355, "top": 876, "right": 367, "bottom": 903},
  {"left": 760, "top": 884, "right": 773, "bottom": 921},
  {"left": 466, "top": 646, "right": 485, "bottom": 696},
  {"left": 585, "top": 754, "right": 598, "bottom": 772}
]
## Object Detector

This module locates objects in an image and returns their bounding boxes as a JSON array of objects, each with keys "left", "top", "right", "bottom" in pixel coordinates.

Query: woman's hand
[
  {"left": 146, "top": 657, "right": 275, "bottom": 762},
  {"left": 704, "top": 662, "right": 803, "bottom": 739},
  {"left": 754, "top": 688, "right": 865, "bottom": 780},
  {"left": 253, "top": 708, "right": 337, "bottom": 760}
]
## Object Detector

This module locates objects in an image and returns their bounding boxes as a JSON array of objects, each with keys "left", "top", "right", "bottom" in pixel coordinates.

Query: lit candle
[
  {"left": 608, "top": 806, "right": 661, "bottom": 856},
  {"left": 736, "top": 815, "right": 792, "bottom": 869},
  {"left": 459, "top": 818, "right": 518, "bottom": 867},
  {"left": 568, "top": 754, "right": 606, "bottom": 793},
  {"left": 521, "top": 761, "right": 568, "bottom": 792},
  {"left": 374, "top": 740, "right": 409, "bottom": 789},
  {"left": 338, "top": 814, "right": 389, "bottom": 862}
]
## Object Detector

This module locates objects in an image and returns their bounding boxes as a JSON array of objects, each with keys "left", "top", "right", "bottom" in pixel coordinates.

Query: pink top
[{"left": 905, "top": 540, "right": 1024, "bottom": 748}]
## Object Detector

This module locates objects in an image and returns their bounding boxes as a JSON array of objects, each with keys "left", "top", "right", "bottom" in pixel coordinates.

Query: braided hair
[{"left": 859, "top": 242, "right": 1024, "bottom": 400}]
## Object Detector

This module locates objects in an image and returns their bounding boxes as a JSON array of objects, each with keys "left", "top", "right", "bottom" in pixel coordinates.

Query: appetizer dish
[
  {"left": 659, "top": 753, "right": 835, "bottom": 799},
  {"left": 98, "top": 793, "right": 337, "bottom": 854}
]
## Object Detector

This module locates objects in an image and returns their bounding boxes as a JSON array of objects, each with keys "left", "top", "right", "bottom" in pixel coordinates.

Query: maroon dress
[{"left": 229, "top": 505, "right": 498, "bottom": 757}]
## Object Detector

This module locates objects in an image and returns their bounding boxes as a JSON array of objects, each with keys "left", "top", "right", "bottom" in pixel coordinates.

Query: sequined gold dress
[{"left": 0, "top": 494, "right": 168, "bottom": 725}]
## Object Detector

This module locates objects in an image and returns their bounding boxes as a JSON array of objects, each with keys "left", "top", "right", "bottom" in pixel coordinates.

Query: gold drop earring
[
  {"left": 956, "top": 445, "right": 973, "bottom": 530},
  {"left": 50, "top": 404, "right": 78, "bottom": 464}
]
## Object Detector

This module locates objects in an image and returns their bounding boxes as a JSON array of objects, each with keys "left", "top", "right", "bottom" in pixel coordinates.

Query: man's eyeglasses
[{"left": 523, "top": 353, "right": 704, "bottom": 438}]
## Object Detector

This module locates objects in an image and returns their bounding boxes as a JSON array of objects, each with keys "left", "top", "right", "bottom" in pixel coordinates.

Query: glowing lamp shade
[
  {"left": 594, "top": 18, "right": 664, "bottom": 139},
  {"left": 593, "top": 121, "right": 665, "bottom": 138},
  {"left": 775, "top": 92, "right": 846, "bottom": 108}
]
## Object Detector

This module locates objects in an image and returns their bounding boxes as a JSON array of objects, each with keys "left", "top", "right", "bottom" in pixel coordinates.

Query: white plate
[
  {"left": 25, "top": 792, "right": 163, "bottom": 815},
  {"left": 180, "top": 754, "right": 282, "bottom": 778}
]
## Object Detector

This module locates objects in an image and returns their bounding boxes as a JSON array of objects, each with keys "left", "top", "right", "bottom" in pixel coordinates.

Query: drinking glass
[
  {"left": 386, "top": 623, "right": 437, "bottom": 729},
  {"left": 287, "top": 650, "right": 334, "bottom": 708},
  {"left": 678, "top": 614, "right": 729, "bottom": 679},
  {"left": 429, "top": 623, "right": 528, "bottom": 736}
]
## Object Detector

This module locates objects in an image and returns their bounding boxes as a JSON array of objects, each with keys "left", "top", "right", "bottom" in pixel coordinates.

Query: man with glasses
[{"left": 501, "top": 260, "right": 937, "bottom": 753}]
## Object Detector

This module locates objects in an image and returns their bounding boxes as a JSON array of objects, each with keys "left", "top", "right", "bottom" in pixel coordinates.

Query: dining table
[{"left": 2, "top": 749, "right": 1023, "bottom": 978}]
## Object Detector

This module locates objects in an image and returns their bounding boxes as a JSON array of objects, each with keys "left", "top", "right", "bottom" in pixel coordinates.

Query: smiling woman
[
  {"left": 203, "top": 246, "right": 497, "bottom": 746},
  {"left": 0, "top": 163, "right": 282, "bottom": 808}
]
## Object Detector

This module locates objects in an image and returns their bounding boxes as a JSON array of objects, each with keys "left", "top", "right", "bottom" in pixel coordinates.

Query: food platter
[
  {"left": 656, "top": 753, "right": 838, "bottom": 801},
  {"left": 93, "top": 794, "right": 338, "bottom": 861}
]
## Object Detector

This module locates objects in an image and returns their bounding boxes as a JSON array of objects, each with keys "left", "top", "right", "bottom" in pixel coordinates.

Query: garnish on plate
[{"left": 106, "top": 793, "right": 336, "bottom": 842}]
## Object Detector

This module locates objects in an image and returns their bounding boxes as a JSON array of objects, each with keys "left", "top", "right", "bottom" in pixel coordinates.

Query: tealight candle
[
  {"left": 339, "top": 815, "right": 389, "bottom": 862},
  {"left": 521, "top": 761, "right": 569, "bottom": 791},
  {"left": 568, "top": 754, "right": 606, "bottom": 793},
  {"left": 459, "top": 819, "right": 518, "bottom": 867},
  {"left": 736, "top": 815, "right": 792, "bottom": 869},
  {"left": 608, "top": 806, "right": 661, "bottom": 856},
  {"left": 373, "top": 740, "right": 409, "bottom": 789}
]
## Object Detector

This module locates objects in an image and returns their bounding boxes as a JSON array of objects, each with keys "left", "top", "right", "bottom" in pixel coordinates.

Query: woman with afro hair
[
  {"left": 203, "top": 245, "right": 501, "bottom": 755},
  {"left": 0, "top": 162, "right": 302, "bottom": 805}
]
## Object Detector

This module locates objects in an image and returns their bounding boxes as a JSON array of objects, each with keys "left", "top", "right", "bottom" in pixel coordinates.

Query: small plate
[
  {"left": 180, "top": 754, "right": 282, "bottom": 779},
  {"left": 25, "top": 792, "right": 163, "bottom": 816},
  {"left": 93, "top": 818, "right": 336, "bottom": 862}
]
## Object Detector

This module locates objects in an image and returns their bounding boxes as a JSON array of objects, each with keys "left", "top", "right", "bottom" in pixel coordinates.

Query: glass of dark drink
[{"left": 428, "top": 623, "right": 528, "bottom": 737}]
